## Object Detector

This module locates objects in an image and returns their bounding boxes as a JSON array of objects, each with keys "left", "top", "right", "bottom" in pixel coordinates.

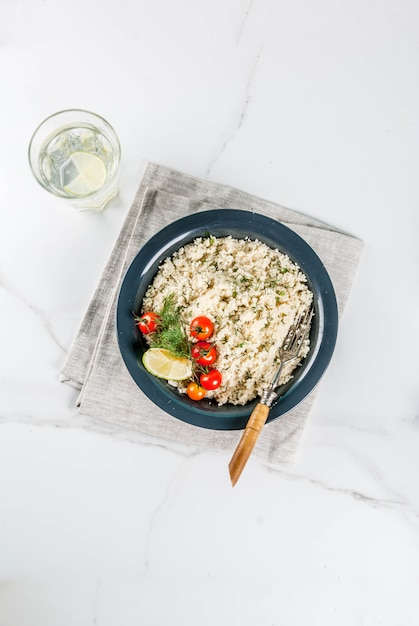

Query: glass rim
[
  {"left": 29, "top": 107, "right": 119, "bottom": 134},
  {"left": 29, "top": 108, "right": 121, "bottom": 163}
]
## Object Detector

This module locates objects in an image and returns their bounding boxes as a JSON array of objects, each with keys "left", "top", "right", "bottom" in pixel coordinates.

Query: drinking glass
[{"left": 29, "top": 109, "right": 121, "bottom": 211}]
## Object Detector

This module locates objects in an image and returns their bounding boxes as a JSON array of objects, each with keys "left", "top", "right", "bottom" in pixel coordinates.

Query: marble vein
[
  {"left": 0, "top": 412, "right": 202, "bottom": 460},
  {"left": 236, "top": 0, "right": 255, "bottom": 44},
  {"left": 206, "top": 48, "right": 262, "bottom": 178},
  {"left": 142, "top": 451, "right": 202, "bottom": 577},
  {"left": 0, "top": 269, "right": 66, "bottom": 353},
  {"left": 2, "top": 408, "right": 417, "bottom": 528},
  {"left": 268, "top": 466, "right": 419, "bottom": 524},
  {"left": 3, "top": 412, "right": 418, "bottom": 528}
]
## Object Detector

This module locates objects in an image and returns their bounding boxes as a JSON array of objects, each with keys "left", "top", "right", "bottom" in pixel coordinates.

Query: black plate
[{"left": 116, "top": 209, "right": 338, "bottom": 430}]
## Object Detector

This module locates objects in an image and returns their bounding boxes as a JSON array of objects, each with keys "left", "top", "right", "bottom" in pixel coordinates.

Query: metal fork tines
[{"left": 260, "top": 305, "right": 314, "bottom": 407}]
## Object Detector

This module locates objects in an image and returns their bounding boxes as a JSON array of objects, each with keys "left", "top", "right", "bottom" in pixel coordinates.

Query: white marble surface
[{"left": 1, "top": 1, "right": 419, "bottom": 624}]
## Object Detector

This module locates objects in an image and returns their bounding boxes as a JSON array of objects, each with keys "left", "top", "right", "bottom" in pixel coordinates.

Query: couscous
[{"left": 141, "top": 235, "right": 313, "bottom": 405}]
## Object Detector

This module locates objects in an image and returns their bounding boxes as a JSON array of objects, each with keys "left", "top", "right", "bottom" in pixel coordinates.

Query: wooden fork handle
[{"left": 228, "top": 403, "right": 270, "bottom": 486}]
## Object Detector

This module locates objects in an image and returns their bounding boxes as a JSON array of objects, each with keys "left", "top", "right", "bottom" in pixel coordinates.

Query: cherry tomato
[
  {"left": 191, "top": 341, "right": 217, "bottom": 366},
  {"left": 200, "top": 369, "right": 222, "bottom": 390},
  {"left": 190, "top": 316, "right": 214, "bottom": 340},
  {"left": 186, "top": 382, "right": 206, "bottom": 401},
  {"left": 135, "top": 311, "right": 160, "bottom": 334}
]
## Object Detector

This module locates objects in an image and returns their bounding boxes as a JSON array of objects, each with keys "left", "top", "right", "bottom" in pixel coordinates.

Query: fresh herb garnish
[{"left": 147, "top": 294, "right": 190, "bottom": 358}]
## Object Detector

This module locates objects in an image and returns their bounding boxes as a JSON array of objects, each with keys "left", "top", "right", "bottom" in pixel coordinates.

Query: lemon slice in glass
[
  {"left": 62, "top": 151, "right": 107, "bottom": 196},
  {"left": 142, "top": 348, "right": 192, "bottom": 381}
]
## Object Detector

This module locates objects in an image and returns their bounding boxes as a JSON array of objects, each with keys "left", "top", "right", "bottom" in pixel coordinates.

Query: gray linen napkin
[{"left": 60, "top": 162, "right": 363, "bottom": 466}]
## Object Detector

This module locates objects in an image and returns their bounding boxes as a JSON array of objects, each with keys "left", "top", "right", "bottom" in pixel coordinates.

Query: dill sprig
[{"left": 148, "top": 293, "right": 190, "bottom": 358}]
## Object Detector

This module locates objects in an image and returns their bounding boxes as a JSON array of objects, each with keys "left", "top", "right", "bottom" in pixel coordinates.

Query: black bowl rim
[{"left": 116, "top": 208, "right": 338, "bottom": 430}]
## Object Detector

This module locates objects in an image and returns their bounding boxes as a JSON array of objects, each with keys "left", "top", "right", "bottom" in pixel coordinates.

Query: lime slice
[
  {"left": 62, "top": 151, "right": 107, "bottom": 196},
  {"left": 142, "top": 348, "right": 192, "bottom": 381}
]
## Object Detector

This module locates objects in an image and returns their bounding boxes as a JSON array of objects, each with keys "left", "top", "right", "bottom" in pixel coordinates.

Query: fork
[{"left": 228, "top": 306, "right": 314, "bottom": 486}]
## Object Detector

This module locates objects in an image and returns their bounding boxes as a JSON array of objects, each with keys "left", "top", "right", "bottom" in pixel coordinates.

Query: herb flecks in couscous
[{"left": 142, "top": 236, "right": 313, "bottom": 405}]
